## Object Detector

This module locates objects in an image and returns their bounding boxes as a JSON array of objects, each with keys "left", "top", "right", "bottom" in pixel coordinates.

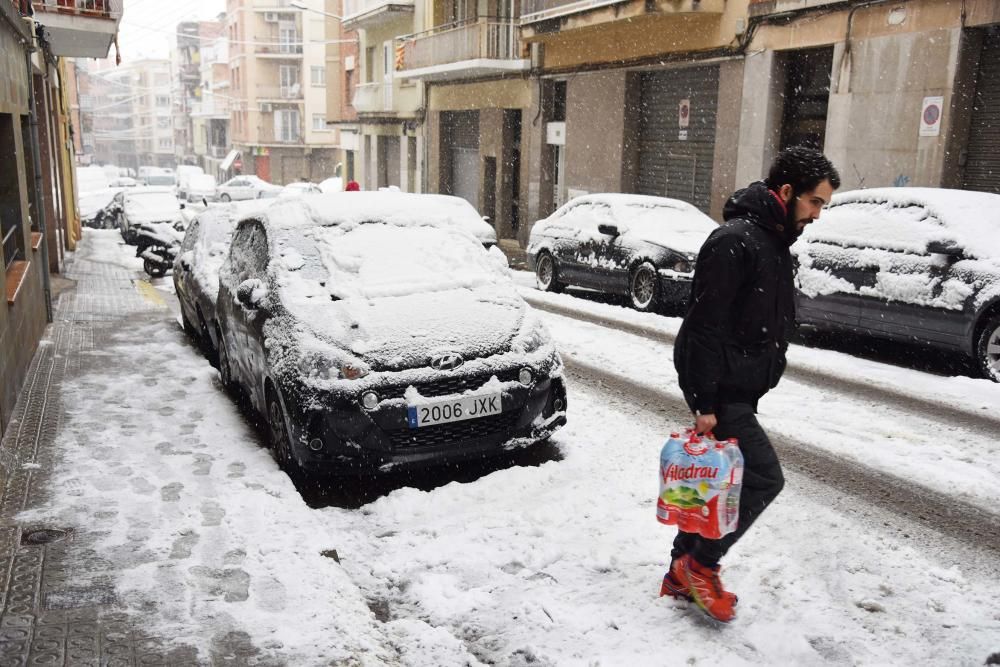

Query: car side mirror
[
  {"left": 927, "top": 240, "right": 964, "bottom": 258},
  {"left": 236, "top": 278, "right": 267, "bottom": 309},
  {"left": 598, "top": 224, "right": 619, "bottom": 237}
]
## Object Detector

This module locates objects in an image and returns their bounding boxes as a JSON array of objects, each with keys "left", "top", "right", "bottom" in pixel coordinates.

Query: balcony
[
  {"left": 351, "top": 82, "right": 390, "bottom": 114},
  {"left": 748, "top": 0, "right": 843, "bottom": 18},
  {"left": 31, "top": 0, "right": 124, "bottom": 58},
  {"left": 519, "top": 0, "right": 723, "bottom": 34},
  {"left": 395, "top": 18, "right": 528, "bottom": 82},
  {"left": 255, "top": 84, "right": 304, "bottom": 101},
  {"left": 258, "top": 125, "right": 302, "bottom": 145},
  {"left": 254, "top": 42, "right": 303, "bottom": 58},
  {"left": 341, "top": 0, "right": 414, "bottom": 31}
]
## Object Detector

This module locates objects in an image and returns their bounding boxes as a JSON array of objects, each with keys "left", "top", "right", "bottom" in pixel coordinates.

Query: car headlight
[
  {"left": 297, "top": 354, "right": 369, "bottom": 381},
  {"left": 671, "top": 254, "right": 695, "bottom": 274}
]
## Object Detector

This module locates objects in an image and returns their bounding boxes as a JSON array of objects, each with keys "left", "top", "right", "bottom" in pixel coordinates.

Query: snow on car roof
[
  {"left": 538, "top": 193, "right": 718, "bottom": 256},
  {"left": 814, "top": 188, "right": 1000, "bottom": 260},
  {"left": 246, "top": 192, "right": 487, "bottom": 238}
]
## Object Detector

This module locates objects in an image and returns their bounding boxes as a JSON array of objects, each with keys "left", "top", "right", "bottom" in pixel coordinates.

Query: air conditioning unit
[
  {"left": 259, "top": 102, "right": 273, "bottom": 113},
  {"left": 264, "top": 12, "right": 279, "bottom": 22}
]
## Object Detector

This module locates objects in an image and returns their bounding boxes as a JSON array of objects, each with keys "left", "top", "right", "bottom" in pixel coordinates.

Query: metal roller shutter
[
  {"left": 963, "top": 28, "right": 1000, "bottom": 194},
  {"left": 636, "top": 65, "right": 720, "bottom": 213}
]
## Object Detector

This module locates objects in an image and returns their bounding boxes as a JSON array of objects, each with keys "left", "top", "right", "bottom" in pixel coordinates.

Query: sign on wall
[
  {"left": 678, "top": 99, "right": 690, "bottom": 128},
  {"left": 919, "top": 96, "right": 943, "bottom": 137}
]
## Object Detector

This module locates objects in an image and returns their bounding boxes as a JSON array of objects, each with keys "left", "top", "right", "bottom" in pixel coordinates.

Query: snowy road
[{"left": 17, "top": 233, "right": 1000, "bottom": 665}]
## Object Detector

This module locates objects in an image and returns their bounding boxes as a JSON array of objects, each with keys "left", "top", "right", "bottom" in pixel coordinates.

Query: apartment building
[
  {"left": 130, "top": 59, "right": 175, "bottom": 169},
  {"left": 737, "top": 0, "right": 1000, "bottom": 195},
  {"left": 341, "top": 0, "right": 422, "bottom": 192},
  {"left": 323, "top": 0, "right": 356, "bottom": 184},
  {"left": 192, "top": 18, "right": 232, "bottom": 177},
  {"left": 227, "top": 0, "right": 338, "bottom": 185}
]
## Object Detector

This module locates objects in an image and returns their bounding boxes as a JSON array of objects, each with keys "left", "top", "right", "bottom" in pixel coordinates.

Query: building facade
[{"left": 227, "top": 0, "right": 339, "bottom": 185}]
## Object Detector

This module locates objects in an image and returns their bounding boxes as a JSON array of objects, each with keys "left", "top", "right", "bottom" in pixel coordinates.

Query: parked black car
[
  {"left": 113, "top": 187, "right": 184, "bottom": 245},
  {"left": 174, "top": 206, "right": 241, "bottom": 360},
  {"left": 215, "top": 193, "right": 567, "bottom": 474},
  {"left": 794, "top": 188, "right": 1000, "bottom": 381},
  {"left": 526, "top": 194, "right": 718, "bottom": 311}
]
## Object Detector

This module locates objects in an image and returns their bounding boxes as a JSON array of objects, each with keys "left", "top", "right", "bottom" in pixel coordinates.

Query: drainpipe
[{"left": 26, "top": 49, "right": 53, "bottom": 323}]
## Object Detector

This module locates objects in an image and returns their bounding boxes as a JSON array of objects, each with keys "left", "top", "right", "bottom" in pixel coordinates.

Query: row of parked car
[
  {"left": 171, "top": 192, "right": 549, "bottom": 476},
  {"left": 525, "top": 188, "right": 1000, "bottom": 382}
]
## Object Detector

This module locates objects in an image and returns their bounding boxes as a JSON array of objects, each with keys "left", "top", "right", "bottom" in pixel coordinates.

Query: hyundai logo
[{"left": 430, "top": 352, "right": 464, "bottom": 371}]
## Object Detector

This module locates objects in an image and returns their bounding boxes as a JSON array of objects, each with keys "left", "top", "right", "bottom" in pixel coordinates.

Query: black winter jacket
[{"left": 674, "top": 181, "right": 796, "bottom": 414}]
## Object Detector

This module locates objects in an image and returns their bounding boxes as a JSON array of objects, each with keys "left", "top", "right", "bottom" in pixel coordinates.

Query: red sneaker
[
  {"left": 679, "top": 555, "right": 737, "bottom": 622},
  {"left": 660, "top": 558, "right": 738, "bottom": 606}
]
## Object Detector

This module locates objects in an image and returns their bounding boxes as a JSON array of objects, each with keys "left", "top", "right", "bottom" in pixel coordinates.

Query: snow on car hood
[
  {"left": 271, "top": 218, "right": 521, "bottom": 371},
  {"left": 533, "top": 194, "right": 716, "bottom": 255},
  {"left": 79, "top": 188, "right": 117, "bottom": 219},
  {"left": 811, "top": 188, "right": 1000, "bottom": 261}
]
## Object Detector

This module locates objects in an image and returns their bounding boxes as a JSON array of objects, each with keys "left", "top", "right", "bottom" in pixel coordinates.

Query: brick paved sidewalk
[{"left": 0, "top": 242, "right": 261, "bottom": 666}]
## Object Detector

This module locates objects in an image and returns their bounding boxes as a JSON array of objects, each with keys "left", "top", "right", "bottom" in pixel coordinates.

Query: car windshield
[
  {"left": 277, "top": 222, "right": 507, "bottom": 302},
  {"left": 146, "top": 175, "right": 176, "bottom": 186},
  {"left": 125, "top": 193, "right": 180, "bottom": 220}
]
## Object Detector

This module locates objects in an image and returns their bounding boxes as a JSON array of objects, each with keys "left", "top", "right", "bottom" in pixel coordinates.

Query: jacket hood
[{"left": 723, "top": 181, "right": 793, "bottom": 244}]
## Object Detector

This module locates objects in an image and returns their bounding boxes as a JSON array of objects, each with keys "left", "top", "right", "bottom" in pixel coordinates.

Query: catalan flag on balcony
[{"left": 394, "top": 40, "right": 412, "bottom": 72}]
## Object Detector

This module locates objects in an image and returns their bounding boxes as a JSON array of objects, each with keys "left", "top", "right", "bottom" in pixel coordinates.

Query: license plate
[{"left": 407, "top": 392, "right": 502, "bottom": 429}]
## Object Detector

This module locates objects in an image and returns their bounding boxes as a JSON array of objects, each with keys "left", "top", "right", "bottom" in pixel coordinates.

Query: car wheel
[
  {"left": 220, "top": 193, "right": 231, "bottom": 202},
  {"left": 629, "top": 261, "right": 659, "bottom": 312},
  {"left": 266, "top": 386, "right": 296, "bottom": 469},
  {"left": 976, "top": 314, "right": 1000, "bottom": 382},
  {"left": 535, "top": 252, "right": 564, "bottom": 293},
  {"left": 143, "top": 258, "right": 166, "bottom": 278}
]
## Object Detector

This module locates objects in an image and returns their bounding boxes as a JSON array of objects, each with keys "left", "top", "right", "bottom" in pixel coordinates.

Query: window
[
  {"left": 365, "top": 47, "right": 375, "bottom": 83},
  {"left": 279, "top": 24, "right": 301, "bottom": 54},
  {"left": 311, "top": 66, "right": 326, "bottom": 87},
  {"left": 1, "top": 114, "right": 25, "bottom": 268},
  {"left": 312, "top": 114, "right": 328, "bottom": 131},
  {"left": 156, "top": 95, "right": 170, "bottom": 107},
  {"left": 279, "top": 65, "right": 300, "bottom": 98},
  {"left": 157, "top": 117, "right": 170, "bottom": 129},
  {"left": 345, "top": 69, "right": 353, "bottom": 107},
  {"left": 275, "top": 109, "right": 300, "bottom": 142},
  {"left": 158, "top": 138, "right": 172, "bottom": 149}
]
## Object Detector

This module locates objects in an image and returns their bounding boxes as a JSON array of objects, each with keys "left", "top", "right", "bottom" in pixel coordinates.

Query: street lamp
[{"left": 289, "top": 0, "right": 342, "bottom": 20}]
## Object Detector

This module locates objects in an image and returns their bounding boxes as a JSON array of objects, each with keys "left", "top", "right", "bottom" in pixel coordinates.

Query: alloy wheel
[
  {"left": 631, "top": 264, "right": 656, "bottom": 310},
  {"left": 983, "top": 319, "right": 1000, "bottom": 382},
  {"left": 537, "top": 255, "right": 554, "bottom": 290}
]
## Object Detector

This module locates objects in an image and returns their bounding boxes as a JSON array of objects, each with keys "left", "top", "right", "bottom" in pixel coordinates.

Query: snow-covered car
[
  {"left": 113, "top": 187, "right": 184, "bottom": 245},
  {"left": 108, "top": 177, "right": 137, "bottom": 188},
  {"left": 217, "top": 175, "right": 281, "bottom": 202},
  {"left": 215, "top": 192, "right": 567, "bottom": 474},
  {"left": 526, "top": 194, "right": 718, "bottom": 312},
  {"left": 384, "top": 193, "right": 496, "bottom": 248},
  {"left": 185, "top": 174, "right": 218, "bottom": 203},
  {"left": 176, "top": 165, "right": 204, "bottom": 199},
  {"left": 174, "top": 204, "right": 258, "bottom": 360},
  {"left": 794, "top": 187, "right": 1000, "bottom": 381},
  {"left": 142, "top": 169, "right": 177, "bottom": 188},
  {"left": 277, "top": 182, "right": 322, "bottom": 199}
]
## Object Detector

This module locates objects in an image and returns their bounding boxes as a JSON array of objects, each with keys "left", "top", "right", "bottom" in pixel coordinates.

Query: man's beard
[{"left": 782, "top": 199, "right": 804, "bottom": 246}]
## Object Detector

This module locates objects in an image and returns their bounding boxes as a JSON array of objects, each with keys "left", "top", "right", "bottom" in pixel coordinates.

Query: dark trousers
[{"left": 671, "top": 403, "right": 785, "bottom": 568}]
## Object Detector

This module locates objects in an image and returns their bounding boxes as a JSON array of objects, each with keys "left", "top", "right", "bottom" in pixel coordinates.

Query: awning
[{"left": 220, "top": 149, "right": 240, "bottom": 171}]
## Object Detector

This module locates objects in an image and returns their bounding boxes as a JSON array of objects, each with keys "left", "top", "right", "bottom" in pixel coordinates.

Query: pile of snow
[{"left": 531, "top": 193, "right": 717, "bottom": 256}]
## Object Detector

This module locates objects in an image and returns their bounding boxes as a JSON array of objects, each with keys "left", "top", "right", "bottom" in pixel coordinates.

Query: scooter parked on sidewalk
[{"left": 135, "top": 221, "right": 185, "bottom": 278}]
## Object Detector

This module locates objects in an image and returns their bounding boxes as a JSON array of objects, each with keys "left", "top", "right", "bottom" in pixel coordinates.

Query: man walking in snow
[{"left": 666, "top": 146, "right": 841, "bottom": 622}]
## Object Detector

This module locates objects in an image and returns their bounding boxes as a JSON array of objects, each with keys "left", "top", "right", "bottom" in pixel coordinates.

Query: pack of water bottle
[{"left": 656, "top": 429, "right": 744, "bottom": 539}]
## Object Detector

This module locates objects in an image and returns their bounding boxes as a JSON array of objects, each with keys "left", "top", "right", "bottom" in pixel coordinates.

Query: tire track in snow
[
  {"left": 525, "top": 294, "right": 1000, "bottom": 438},
  {"left": 561, "top": 355, "right": 1000, "bottom": 561}
]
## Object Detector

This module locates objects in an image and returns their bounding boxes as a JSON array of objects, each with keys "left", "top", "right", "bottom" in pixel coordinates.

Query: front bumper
[
  {"left": 282, "top": 371, "right": 568, "bottom": 474},
  {"left": 657, "top": 270, "right": 693, "bottom": 305}
]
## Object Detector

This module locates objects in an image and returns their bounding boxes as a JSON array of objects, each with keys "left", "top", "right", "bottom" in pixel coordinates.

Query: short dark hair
[{"left": 765, "top": 146, "right": 841, "bottom": 194}]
